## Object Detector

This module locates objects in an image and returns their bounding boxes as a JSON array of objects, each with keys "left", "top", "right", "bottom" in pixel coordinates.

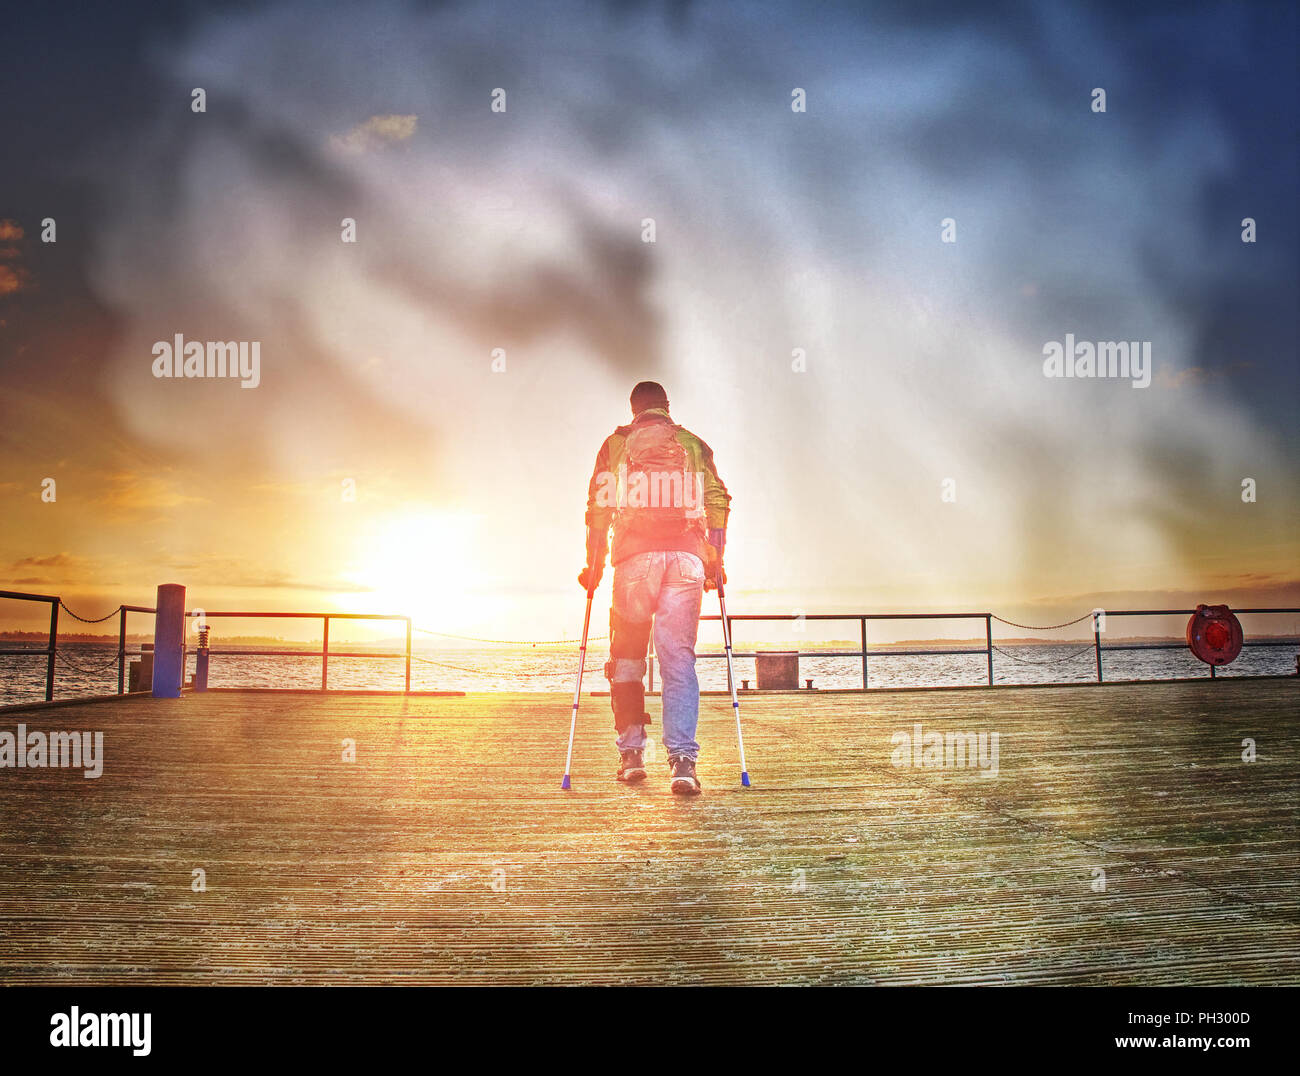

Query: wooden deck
[{"left": 0, "top": 679, "right": 1296, "bottom": 985}]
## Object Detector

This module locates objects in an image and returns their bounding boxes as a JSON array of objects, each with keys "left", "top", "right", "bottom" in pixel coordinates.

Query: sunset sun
[{"left": 344, "top": 510, "right": 481, "bottom": 629}]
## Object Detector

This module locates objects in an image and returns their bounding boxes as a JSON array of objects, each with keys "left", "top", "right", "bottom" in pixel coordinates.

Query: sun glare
[{"left": 343, "top": 510, "right": 481, "bottom": 630}]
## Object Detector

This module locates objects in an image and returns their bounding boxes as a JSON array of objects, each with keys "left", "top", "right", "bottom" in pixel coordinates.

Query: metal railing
[
  {"left": 119, "top": 605, "right": 155, "bottom": 694},
  {"left": 3, "top": 589, "right": 1297, "bottom": 700},
  {"left": 0, "top": 590, "right": 59, "bottom": 700},
  {"left": 1087, "top": 608, "right": 1300, "bottom": 682},
  {"left": 0, "top": 593, "right": 412, "bottom": 698},
  {"left": 187, "top": 611, "right": 413, "bottom": 691},
  {"left": 695, "top": 612, "right": 994, "bottom": 688},
  {"left": 684, "top": 608, "right": 1300, "bottom": 688}
]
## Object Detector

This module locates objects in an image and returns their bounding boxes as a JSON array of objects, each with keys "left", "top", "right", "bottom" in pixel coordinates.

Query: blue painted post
[{"left": 151, "top": 584, "right": 186, "bottom": 698}]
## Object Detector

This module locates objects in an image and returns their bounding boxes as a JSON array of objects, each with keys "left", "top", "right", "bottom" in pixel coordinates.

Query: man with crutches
[{"left": 576, "top": 381, "right": 730, "bottom": 795}]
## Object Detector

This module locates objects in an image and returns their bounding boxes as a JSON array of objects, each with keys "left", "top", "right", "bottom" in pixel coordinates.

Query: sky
[{"left": 1, "top": 0, "right": 1297, "bottom": 645}]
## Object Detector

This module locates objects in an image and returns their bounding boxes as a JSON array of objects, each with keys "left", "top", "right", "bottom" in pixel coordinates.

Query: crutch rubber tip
[
  {"left": 561, "top": 775, "right": 571, "bottom": 790},
  {"left": 741, "top": 772, "right": 751, "bottom": 787}
]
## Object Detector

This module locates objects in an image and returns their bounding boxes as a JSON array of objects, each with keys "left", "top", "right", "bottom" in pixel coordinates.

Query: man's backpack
[{"left": 618, "top": 421, "right": 700, "bottom": 541}]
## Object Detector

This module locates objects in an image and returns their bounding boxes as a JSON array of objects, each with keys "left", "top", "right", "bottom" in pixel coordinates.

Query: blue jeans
[{"left": 607, "top": 550, "right": 704, "bottom": 761}]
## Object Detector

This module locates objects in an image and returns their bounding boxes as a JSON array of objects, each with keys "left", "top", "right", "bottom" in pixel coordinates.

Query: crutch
[
  {"left": 716, "top": 579, "right": 751, "bottom": 787},
  {"left": 560, "top": 587, "right": 596, "bottom": 790}
]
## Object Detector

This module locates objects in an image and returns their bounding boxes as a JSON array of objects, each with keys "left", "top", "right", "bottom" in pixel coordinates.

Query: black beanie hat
[{"left": 630, "top": 381, "right": 670, "bottom": 414}]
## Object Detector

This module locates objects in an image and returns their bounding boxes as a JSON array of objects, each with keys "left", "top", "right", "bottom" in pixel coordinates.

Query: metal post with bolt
[{"left": 195, "top": 622, "right": 210, "bottom": 692}]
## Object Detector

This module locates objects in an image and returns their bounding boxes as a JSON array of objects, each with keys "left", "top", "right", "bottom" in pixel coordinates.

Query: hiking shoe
[
  {"left": 616, "top": 749, "right": 647, "bottom": 783},
  {"left": 669, "top": 755, "right": 701, "bottom": 796}
]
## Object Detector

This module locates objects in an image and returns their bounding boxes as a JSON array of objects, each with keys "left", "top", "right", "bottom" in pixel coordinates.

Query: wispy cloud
[
  {"left": 0, "top": 218, "right": 29, "bottom": 297},
  {"left": 14, "top": 553, "right": 80, "bottom": 568},
  {"left": 155, "top": 552, "right": 370, "bottom": 592},
  {"left": 95, "top": 473, "right": 208, "bottom": 515},
  {"left": 6, "top": 552, "right": 96, "bottom": 583},
  {"left": 328, "top": 113, "right": 417, "bottom": 155},
  {"left": 1154, "top": 360, "right": 1256, "bottom": 390}
]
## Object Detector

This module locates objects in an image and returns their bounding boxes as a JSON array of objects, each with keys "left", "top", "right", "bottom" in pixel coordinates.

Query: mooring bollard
[
  {"left": 195, "top": 623, "right": 210, "bottom": 692},
  {"left": 151, "top": 583, "right": 186, "bottom": 698},
  {"left": 129, "top": 643, "right": 153, "bottom": 693},
  {"left": 756, "top": 650, "right": 799, "bottom": 689}
]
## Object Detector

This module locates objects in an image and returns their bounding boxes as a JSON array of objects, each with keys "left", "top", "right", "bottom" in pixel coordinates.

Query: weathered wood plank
[{"left": 0, "top": 679, "right": 1296, "bottom": 984}]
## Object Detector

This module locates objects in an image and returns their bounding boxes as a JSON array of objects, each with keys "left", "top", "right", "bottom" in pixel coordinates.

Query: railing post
[
  {"left": 724, "top": 610, "right": 733, "bottom": 695},
  {"left": 861, "top": 617, "right": 868, "bottom": 689},
  {"left": 1093, "top": 611, "right": 1103, "bottom": 683},
  {"left": 195, "top": 622, "right": 210, "bottom": 691},
  {"left": 985, "top": 615, "right": 993, "bottom": 686},
  {"left": 648, "top": 620, "right": 655, "bottom": 694},
  {"left": 46, "top": 598, "right": 58, "bottom": 702},
  {"left": 404, "top": 618, "right": 412, "bottom": 692},
  {"left": 117, "top": 605, "right": 126, "bottom": 694},
  {"left": 321, "top": 617, "right": 330, "bottom": 690},
  {"left": 151, "top": 584, "right": 185, "bottom": 698}
]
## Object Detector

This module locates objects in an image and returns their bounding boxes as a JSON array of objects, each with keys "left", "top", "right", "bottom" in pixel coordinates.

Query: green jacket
[{"left": 585, "top": 408, "right": 731, "bottom": 566}]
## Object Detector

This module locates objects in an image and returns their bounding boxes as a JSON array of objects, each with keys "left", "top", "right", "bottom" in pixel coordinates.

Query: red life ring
[{"left": 1186, "top": 604, "right": 1244, "bottom": 666}]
